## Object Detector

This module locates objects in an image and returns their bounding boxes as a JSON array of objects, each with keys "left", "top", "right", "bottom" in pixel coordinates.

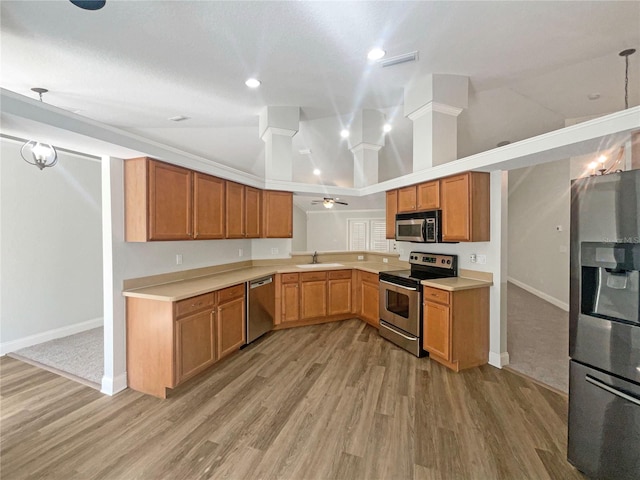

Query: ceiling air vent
[{"left": 379, "top": 51, "right": 419, "bottom": 68}]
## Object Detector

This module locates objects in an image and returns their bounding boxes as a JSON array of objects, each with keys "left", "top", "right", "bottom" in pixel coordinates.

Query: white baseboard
[
  {"left": 489, "top": 351, "right": 510, "bottom": 368},
  {"left": 101, "top": 372, "right": 128, "bottom": 396},
  {"left": 0, "top": 317, "right": 104, "bottom": 356},
  {"left": 507, "top": 277, "right": 569, "bottom": 312}
]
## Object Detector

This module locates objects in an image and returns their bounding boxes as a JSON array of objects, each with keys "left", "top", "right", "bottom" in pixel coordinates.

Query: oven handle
[
  {"left": 586, "top": 375, "right": 640, "bottom": 406},
  {"left": 380, "top": 280, "right": 418, "bottom": 292},
  {"left": 380, "top": 321, "right": 418, "bottom": 341}
]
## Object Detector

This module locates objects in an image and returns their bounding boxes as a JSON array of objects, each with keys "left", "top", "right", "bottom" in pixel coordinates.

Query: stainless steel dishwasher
[{"left": 246, "top": 275, "right": 275, "bottom": 344}]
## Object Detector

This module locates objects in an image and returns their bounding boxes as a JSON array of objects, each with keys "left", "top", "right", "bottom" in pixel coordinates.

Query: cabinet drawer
[
  {"left": 218, "top": 284, "right": 245, "bottom": 304},
  {"left": 175, "top": 292, "right": 215, "bottom": 318},
  {"left": 328, "top": 270, "right": 352, "bottom": 280},
  {"left": 301, "top": 271, "right": 327, "bottom": 282},
  {"left": 281, "top": 273, "right": 299, "bottom": 284},
  {"left": 360, "top": 271, "right": 379, "bottom": 284},
  {"left": 423, "top": 287, "right": 450, "bottom": 305}
]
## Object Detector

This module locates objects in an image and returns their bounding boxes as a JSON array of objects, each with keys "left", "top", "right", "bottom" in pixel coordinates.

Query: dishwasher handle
[{"left": 250, "top": 276, "right": 273, "bottom": 289}]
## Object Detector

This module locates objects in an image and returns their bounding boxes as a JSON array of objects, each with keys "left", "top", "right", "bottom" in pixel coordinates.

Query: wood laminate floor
[{"left": 0, "top": 319, "right": 584, "bottom": 480}]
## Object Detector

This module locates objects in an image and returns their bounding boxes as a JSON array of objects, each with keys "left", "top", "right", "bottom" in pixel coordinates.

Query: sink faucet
[{"left": 312, "top": 251, "right": 318, "bottom": 264}]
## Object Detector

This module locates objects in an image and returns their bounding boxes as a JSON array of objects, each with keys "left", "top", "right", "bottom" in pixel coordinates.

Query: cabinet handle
[{"left": 191, "top": 302, "right": 203, "bottom": 307}]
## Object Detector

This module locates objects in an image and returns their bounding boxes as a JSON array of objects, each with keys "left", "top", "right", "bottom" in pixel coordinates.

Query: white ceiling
[{"left": 1, "top": 1, "right": 639, "bottom": 188}]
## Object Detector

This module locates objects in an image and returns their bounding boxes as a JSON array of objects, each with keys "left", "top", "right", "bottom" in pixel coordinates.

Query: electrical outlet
[
  {"left": 477, "top": 254, "right": 487, "bottom": 264},
  {"left": 357, "top": 255, "right": 364, "bottom": 260},
  {"left": 238, "top": 248, "right": 243, "bottom": 257},
  {"left": 469, "top": 254, "right": 477, "bottom": 263},
  {"left": 271, "top": 247, "right": 279, "bottom": 255},
  {"left": 383, "top": 258, "right": 389, "bottom": 263},
  {"left": 176, "top": 254, "right": 183, "bottom": 265}
]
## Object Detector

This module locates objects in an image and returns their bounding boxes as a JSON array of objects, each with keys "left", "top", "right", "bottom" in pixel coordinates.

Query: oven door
[
  {"left": 379, "top": 280, "right": 421, "bottom": 335},
  {"left": 395, "top": 218, "right": 426, "bottom": 243}
]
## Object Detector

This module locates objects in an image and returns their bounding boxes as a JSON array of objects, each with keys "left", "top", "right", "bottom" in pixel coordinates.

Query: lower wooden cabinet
[
  {"left": 359, "top": 271, "right": 380, "bottom": 327},
  {"left": 176, "top": 309, "right": 216, "bottom": 384},
  {"left": 423, "top": 285, "right": 489, "bottom": 372},
  {"left": 126, "top": 283, "right": 245, "bottom": 398},
  {"left": 280, "top": 273, "right": 300, "bottom": 324},
  {"left": 300, "top": 272, "right": 328, "bottom": 319},
  {"left": 327, "top": 270, "right": 352, "bottom": 315}
]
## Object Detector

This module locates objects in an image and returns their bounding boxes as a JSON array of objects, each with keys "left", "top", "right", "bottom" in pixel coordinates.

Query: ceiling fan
[{"left": 311, "top": 197, "right": 349, "bottom": 209}]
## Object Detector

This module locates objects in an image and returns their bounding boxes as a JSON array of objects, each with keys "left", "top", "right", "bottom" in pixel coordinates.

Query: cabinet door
[
  {"left": 417, "top": 181, "right": 440, "bottom": 210},
  {"left": 441, "top": 173, "right": 470, "bottom": 241},
  {"left": 263, "top": 191, "right": 293, "bottom": 238},
  {"left": 397, "top": 186, "right": 417, "bottom": 213},
  {"left": 423, "top": 301, "right": 451, "bottom": 360},
  {"left": 245, "top": 187, "right": 261, "bottom": 238},
  {"left": 282, "top": 282, "right": 300, "bottom": 323},
  {"left": 175, "top": 309, "right": 215, "bottom": 384},
  {"left": 148, "top": 160, "right": 193, "bottom": 240},
  {"left": 193, "top": 173, "right": 225, "bottom": 239},
  {"left": 361, "top": 280, "right": 379, "bottom": 327},
  {"left": 328, "top": 278, "right": 352, "bottom": 315},
  {"left": 217, "top": 297, "right": 245, "bottom": 359},
  {"left": 226, "top": 181, "right": 246, "bottom": 238},
  {"left": 385, "top": 190, "right": 398, "bottom": 239},
  {"left": 300, "top": 280, "right": 327, "bottom": 319}
]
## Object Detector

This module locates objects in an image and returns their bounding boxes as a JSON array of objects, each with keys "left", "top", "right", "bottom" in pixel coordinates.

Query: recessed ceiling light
[
  {"left": 168, "top": 115, "right": 190, "bottom": 122},
  {"left": 587, "top": 93, "right": 601, "bottom": 100},
  {"left": 313, "top": 168, "right": 321, "bottom": 176},
  {"left": 367, "top": 48, "right": 386, "bottom": 61},
  {"left": 245, "top": 78, "right": 261, "bottom": 88},
  {"left": 383, "top": 123, "right": 392, "bottom": 133},
  {"left": 340, "top": 129, "right": 350, "bottom": 138}
]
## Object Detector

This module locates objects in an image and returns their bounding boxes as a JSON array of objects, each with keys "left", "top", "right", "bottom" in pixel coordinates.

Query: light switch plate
[{"left": 176, "top": 254, "right": 183, "bottom": 265}]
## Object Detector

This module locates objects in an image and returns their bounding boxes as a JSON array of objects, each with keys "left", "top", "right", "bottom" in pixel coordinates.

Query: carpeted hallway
[{"left": 507, "top": 282, "right": 569, "bottom": 393}]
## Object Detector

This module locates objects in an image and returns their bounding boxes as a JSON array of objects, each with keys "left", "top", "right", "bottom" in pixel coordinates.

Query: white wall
[
  {"left": 507, "top": 159, "right": 570, "bottom": 310},
  {"left": 291, "top": 205, "right": 307, "bottom": 251},
  {"left": 0, "top": 138, "right": 103, "bottom": 352},
  {"left": 306, "top": 209, "right": 386, "bottom": 251}
]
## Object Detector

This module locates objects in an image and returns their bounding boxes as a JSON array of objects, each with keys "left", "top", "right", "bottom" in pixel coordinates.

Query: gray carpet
[
  {"left": 507, "top": 283, "right": 569, "bottom": 393},
  {"left": 11, "top": 327, "right": 103, "bottom": 385}
]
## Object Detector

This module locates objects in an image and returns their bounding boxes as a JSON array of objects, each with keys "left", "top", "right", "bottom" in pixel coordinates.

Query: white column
[
  {"left": 259, "top": 106, "right": 299, "bottom": 182},
  {"left": 348, "top": 109, "right": 385, "bottom": 187},
  {"left": 404, "top": 74, "right": 468, "bottom": 171}
]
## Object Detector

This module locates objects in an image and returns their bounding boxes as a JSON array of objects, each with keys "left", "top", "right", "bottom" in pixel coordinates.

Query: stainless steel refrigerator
[{"left": 569, "top": 169, "right": 640, "bottom": 479}]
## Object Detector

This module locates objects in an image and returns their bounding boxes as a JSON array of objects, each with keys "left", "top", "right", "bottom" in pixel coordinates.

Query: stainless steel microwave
[{"left": 395, "top": 210, "right": 442, "bottom": 243}]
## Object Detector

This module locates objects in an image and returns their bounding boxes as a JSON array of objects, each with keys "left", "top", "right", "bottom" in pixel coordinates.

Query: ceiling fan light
[{"left": 323, "top": 200, "right": 334, "bottom": 209}]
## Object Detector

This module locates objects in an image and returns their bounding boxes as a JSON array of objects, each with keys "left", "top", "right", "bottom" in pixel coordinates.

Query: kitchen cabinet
[
  {"left": 397, "top": 186, "right": 417, "bottom": 213},
  {"left": 327, "top": 270, "right": 352, "bottom": 315},
  {"left": 125, "top": 157, "right": 193, "bottom": 241},
  {"left": 422, "top": 285, "right": 489, "bottom": 372},
  {"left": 216, "top": 284, "right": 246, "bottom": 359},
  {"left": 245, "top": 186, "right": 262, "bottom": 238},
  {"left": 262, "top": 190, "right": 293, "bottom": 238},
  {"left": 417, "top": 180, "right": 440, "bottom": 210},
  {"left": 280, "top": 273, "right": 300, "bottom": 323},
  {"left": 440, "top": 172, "right": 490, "bottom": 242},
  {"left": 226, "top": 181, "right": 246, "bottom": 238},
  {"left": 300, "top": 271, "right": 327, "bottom": 319},
  {"left": 359, "top": 271, "right": 380, "bottom": 327},
  {"left": 193, "top": 172, "right": 225, "bottom": 239},
  {"left": 126, "top": 284, "right": 245, "bottom": 398},
  {"left": 385, "top": 190, "right": 398, "bottom": 239}
]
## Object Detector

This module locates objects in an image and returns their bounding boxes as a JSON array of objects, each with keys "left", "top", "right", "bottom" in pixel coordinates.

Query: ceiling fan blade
[{"left": 335, "top": 201, "right": 349, "bottom": 205}]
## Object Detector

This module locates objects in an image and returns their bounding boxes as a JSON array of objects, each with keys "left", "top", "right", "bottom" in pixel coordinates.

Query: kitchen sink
[{"left": 296, "top": 263, "right": 344, "bottom": 268}]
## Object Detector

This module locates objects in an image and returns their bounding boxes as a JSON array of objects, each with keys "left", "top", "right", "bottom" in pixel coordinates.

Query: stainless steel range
[{"left": 379, "top": 251, "right": 457, "bottom": 356}]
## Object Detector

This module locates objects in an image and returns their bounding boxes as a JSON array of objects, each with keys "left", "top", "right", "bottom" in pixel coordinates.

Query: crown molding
[
  {"left": 407, "top": 102, "right": 464, "bottom": 121},
  {"left": 349, "top": 142, "right": 383, "bottom": 154}
]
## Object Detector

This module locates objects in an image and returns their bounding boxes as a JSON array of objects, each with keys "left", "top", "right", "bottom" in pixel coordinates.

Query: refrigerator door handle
[{"left": 586, "top": 374, "right": 640, "bottom": 406}]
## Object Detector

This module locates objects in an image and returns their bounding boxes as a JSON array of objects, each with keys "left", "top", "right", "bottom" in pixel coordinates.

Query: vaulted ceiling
[{"left": 1, "top": 1, "right": 639, "bottom": 189}]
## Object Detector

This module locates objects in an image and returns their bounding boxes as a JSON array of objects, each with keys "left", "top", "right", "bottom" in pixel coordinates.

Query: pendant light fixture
[
  {"left": 619, "top": 48, "right": 636, "bottom": 110},
  {"left": 20, "top": 88, "right": 58, "bottom": 171}
]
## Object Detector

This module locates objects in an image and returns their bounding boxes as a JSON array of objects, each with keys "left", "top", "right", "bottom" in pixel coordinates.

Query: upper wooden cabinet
[
  {"left": 440, "top": 172, "right": 490, "bottom": 242},
  {"left": 396, "top": 180, "right": 440, "bottom": 214},
  {"left": 385, "top": 190, "right": 398, "bottom": 239},
  {"left": 193, "top": 173, "right": 225, "bottom": 239},
  {"left": 397, "top": 186, "right": 417, "bottom": 213},
  {"left": 125, "top": 157, "right": 193, "bottom": 241},
  {"left": 225, "top": 181, "right": 246, "bottom": 238},
  {"left": 245, "top": 186, "right": 262, "bottom": 238},
  {"left": 262, "top": 190, "right": 293, "bottom": 238},
  {"left": 417, "top": 181, "right": 440, "bottom": 210}
]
